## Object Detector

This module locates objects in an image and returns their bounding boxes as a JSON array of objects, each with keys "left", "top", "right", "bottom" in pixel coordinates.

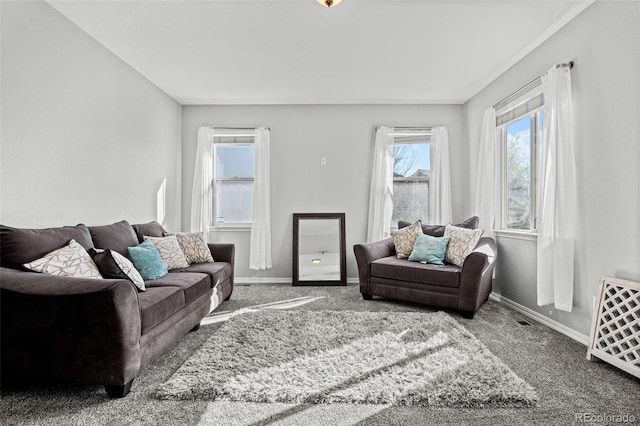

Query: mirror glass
[{"left": 293, "top": 213, "right": 346, "bottom": 286}]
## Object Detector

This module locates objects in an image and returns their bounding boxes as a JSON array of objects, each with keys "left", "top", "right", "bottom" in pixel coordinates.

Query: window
[
  {"left": 390, "top": 131, "right": 431, "bottom": 226},
  {"left": 212, "top": 132, "right": 255, "bottom": 226},
  {"left": 497, "top": 82, "right": 544, "bottom": 231}
]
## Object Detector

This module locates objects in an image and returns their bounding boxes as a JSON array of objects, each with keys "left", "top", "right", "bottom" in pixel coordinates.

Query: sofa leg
[
  {"left": 104, "top": 379, "right": 133, "bottom": 398},
  {"left": 190, "top": 322, "right": 201, "bottom": 332},
  {"left": 224, "top": 294, "right": 231, "bottom": 301},
  {"left": 462, "top": 311, "right": 475, "bottom": 319},
  {"left": 362, "top": 293, "right": 373, "bottom": 300}
]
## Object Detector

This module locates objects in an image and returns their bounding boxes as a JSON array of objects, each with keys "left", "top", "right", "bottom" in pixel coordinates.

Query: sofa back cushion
[
  {"left": 398, "top": 216, "right": 479, "bottom": 237},
  {"left": 88, "top": 220, "right": 139, "bottom": 257},
  {"left": 132, "top": 221, "right": 167, "bottom": 243},
  {"left": 0, "top": 224, "right": 94, "bottom": 270}
]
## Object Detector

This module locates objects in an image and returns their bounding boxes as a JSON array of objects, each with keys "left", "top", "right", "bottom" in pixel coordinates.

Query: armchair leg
[
  {"left": 104, "top": 379, "right": 133, "bottom": 398},
  {"left": 190, "top": 322, "right": 201, "bottom": 332},
  {"left": 461, "top": 311, "right": 475, "bottom": 319},
  {"left": 362, "top": 293, "right": 373, "bottom": 300}
]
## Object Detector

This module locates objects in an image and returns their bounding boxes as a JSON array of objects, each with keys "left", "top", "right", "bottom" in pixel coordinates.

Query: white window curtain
[
  {"left": 429, "top": 127, "right": 452, "bottom": 225},
  {"left": 190, "top": 127, "right": 214, "bottom": 238},
  {"left": 366, "top": 126, "right": 394, "bottom": 242},
  {"left": 537, "top": 64, "right": 577, "bottom": 312},
  {"left": 250, "top": 127, "right": 272, "bottom": 271},
  {"left": 474, "top": 108, "right": 501, "bottom": 235}
]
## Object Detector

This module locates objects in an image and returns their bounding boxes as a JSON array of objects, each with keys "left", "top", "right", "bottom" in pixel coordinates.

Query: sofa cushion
[
  {"left": 371, "top": 256, "right": 461, "bottom": 288},
  {"left": 143, "top": 235, "right": 190, "bottom": 270},
  {"left": 89, "top": 220, "right": 139, "bottom": 257},
  {"left": 390, "top": 220, "right": 423, "bottom": 259},
  {"left": 23, "top": 239, "right": 102, "bottom": 279},
  {"left": 171, "top": 262, "right": 232, "bottom": 288},
  {"left": 89, "top": 248, "right": 146, "bottom": 291},
  {"left": 172, "top": 232, "right": 214, "bottom": 264},
  {"left": 132, "top": 221, "right": 167, "bottom": 243},
  {"left": 138, "top": 286, "right": 185, "bottom": 334},
  {"left": 398, "top": 216, "right": 479, "bottom": 237},
  {"left": 147, "top": 272, "right": 211, "bottom": 305},
  {"left": 128, "top": 240, "right": 168, "bottom": 280},
  {"left": 0, "top": 224, "right": 94, "bottom": 269}
]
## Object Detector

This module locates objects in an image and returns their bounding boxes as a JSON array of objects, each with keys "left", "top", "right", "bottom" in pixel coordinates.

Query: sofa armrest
[
  {"left": 353, "top": 238, "right": 395, "bottom": 294},
  {"left": 0, "top": 267, "right": 141, "bottom": 386},
  {"left": 208, "top": 243, "right": 235, "bottom": 286},
  {"left": 458, "top": 237, "right": 497, "bottom": 314}
]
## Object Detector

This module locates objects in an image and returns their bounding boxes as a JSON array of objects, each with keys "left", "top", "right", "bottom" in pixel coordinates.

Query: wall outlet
[{"left": 321, "top": 156, "right": 327, "bottom": 165}]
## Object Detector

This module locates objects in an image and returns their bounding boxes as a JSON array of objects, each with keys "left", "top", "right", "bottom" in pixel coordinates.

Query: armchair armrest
[
  {"left": 0, "top": 267, "right": 141, "bottom": 386},
  {"left": 458, "top": 237, "right": 497, "bottom": 314},
  {"left": 353, "top": 238, "right": 395, "bottom": 294}
]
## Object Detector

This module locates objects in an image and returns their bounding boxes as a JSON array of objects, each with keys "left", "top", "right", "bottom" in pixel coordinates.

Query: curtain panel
[
  {"left": 250, "top": 127, "right": 273, "bottom": 271},
  {"left": 537, "top": 64, "right": 577, "bottom": 312},
  {"left": 474, "top": 108, "right": 501, "bottom": 236},
  {"left": 367, "top": 126, "right": 394, "bottom": 242},
  {"left": 429, "top": 127, "right": 452, "bottom": 225},
  {"left": 190, "top": 127, "right": 214, "bottom": 238}
]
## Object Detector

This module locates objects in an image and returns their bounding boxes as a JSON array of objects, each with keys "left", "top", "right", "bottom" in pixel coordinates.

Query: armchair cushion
[
  {"left": 398, "top": 216, "right": 479, "bottom": 237},
  {"left": 371, "top": 256, "right": 461, "bottom": 288},
  {"left": 390, "top": 220, "right": 423, "bottom": 259},
  {"left": 408, "top": 234, "right": 450, "bottom": 265},
  {"left": 444, "top": 225, "right": 484, "bottom": 267}
]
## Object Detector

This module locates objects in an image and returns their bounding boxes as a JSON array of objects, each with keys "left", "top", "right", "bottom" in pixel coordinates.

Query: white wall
[
  {"left": 182, "top": 105, "right": 465, "bottom": 280},
  {"left": 464, "top": 1, "right": 640, "bottom": 336},
  {"left": 0, "top": 1, "right": 182, "bottom": 230}
]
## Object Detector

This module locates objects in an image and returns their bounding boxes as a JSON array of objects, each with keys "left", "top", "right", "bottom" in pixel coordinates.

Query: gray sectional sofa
[{"left": 0, "top": 220, "right": 234, "bottom": 397}]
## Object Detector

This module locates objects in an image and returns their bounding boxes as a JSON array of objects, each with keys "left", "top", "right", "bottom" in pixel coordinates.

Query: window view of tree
[
  {"left": 392, "top": 142, "right": 430, "bottom": 226},
  {"left": 505, "top": 112, "right": 542, "bottom": 230}
]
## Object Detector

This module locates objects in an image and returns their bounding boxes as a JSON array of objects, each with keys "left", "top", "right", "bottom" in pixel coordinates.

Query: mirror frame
[{"left": 292, "top": 213, "right": 346, "bottom": 286}]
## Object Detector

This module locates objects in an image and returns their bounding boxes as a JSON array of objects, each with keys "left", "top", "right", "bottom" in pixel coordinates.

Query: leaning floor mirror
[{"left": 293, "top": 213, "right": 346, "bottom": 286}]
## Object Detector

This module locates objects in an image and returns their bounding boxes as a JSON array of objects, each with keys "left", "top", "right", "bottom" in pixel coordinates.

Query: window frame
[
  {"left": 211, "top": 134, "right": 255, "bottom": 230},
  {"left": 497, "top": 92, "right": 544, "bottom": 234},
  {"left": 389, "top": 130, "right": 431, "bottom": 230}
]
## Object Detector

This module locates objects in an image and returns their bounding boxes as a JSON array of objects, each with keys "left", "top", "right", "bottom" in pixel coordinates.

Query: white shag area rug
[{"left": 157, "top": 310, "right": 538, "bottom": 408}]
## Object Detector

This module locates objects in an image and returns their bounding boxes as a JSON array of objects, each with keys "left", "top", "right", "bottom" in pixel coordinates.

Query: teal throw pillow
[
  {"left": 127, "top": 240, "right": 168, "bottom": 280},
  {"left": 408, "top": 234, "right": 451, "bottom": 265}
]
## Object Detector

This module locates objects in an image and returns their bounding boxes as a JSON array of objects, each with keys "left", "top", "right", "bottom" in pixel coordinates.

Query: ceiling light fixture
[{"left": 316, "top": 0, "right": 342, "bottom": 7}]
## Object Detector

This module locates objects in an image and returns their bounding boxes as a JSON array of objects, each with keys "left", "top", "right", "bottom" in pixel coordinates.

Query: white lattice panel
[{"left": 587, "top": 276, "right": 640, "bottom": 379}]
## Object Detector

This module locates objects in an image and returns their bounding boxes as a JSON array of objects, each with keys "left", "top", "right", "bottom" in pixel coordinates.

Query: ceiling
[{"left": 47, "top": 0, "right": 593, "bottom": 105}]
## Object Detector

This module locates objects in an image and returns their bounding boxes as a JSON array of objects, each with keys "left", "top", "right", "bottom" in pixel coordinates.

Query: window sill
[
  {"left": 210, "top": 225, "right": 251, "bottom": 232},
  {"left": 494, "top": 229, "right": 538, "bottom": 242}
]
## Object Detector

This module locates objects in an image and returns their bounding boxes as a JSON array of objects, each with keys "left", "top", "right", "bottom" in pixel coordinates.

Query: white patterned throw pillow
[
  {"left": 173, "top": 232, "right": 214, "bottom": 264},
  {"left": 143, "top": 235, "right": 190, "bottom": 270},
  {"left": 390, "top": 220, "right": 423, "bottom": 259},
  {"left": 444, "top": 224, "right": 484, "bottom": 267},
  {"left": 23, "top": 239, "right": 102, "bottom": 279}
]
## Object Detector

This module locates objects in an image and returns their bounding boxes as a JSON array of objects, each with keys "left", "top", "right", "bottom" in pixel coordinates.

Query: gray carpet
[
  {"left": 1, "top": 283, "right": 639, "bottom": 425},
  {"left": 157, "top": 310, "right": 538, "bottom": 407}
]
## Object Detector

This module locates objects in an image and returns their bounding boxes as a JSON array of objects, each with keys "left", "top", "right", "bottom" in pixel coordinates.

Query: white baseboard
[
  {"left": 235, "top": 277, "right": 360, "bottom": 285},
  {"left": 489, "top": 292, "right": 590, "bottom": 346}
]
